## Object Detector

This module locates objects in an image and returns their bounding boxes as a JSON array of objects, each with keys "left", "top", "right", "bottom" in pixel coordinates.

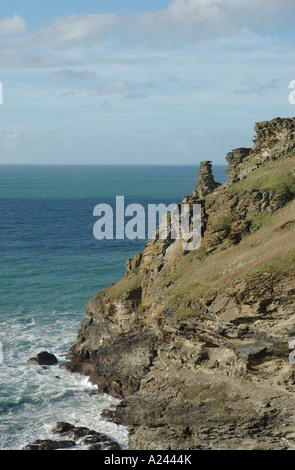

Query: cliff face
[{"left": 65, "top": 117, "right": 295, "bottom": 450}]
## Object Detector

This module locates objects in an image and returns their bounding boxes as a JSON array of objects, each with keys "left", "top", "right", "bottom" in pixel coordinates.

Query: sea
[{"left": 0, "top": 164, "right": 227, "bottom": 450}]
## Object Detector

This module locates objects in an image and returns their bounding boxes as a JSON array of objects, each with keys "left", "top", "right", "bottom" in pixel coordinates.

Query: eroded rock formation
[{"left": 195, "top": 160, "right": 221, "bottom": 198}]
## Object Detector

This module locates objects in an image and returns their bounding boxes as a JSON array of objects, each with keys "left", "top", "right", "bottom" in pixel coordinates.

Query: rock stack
[{"left": 195, "top": 161, "right": 221, "bottom": 199}]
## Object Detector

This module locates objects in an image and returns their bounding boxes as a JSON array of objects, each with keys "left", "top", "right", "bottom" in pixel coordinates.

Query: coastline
[{"left": 62, "top": 117, "right": 295, "bottom": 450}]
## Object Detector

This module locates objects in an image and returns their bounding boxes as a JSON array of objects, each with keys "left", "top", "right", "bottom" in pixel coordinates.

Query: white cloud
[
  {"left": 130, "top": 0, "right": 295, "bottom": 44},
  {"left": 30, "top": 13, "right": 121, "bottom": 49},
  {"left": 2, "top": 0, "right": 294, "bottom": 52},
  {"left": 0, "top": 1, "right": 294, "bottom": 165},
  {"left": 0, "top": 14, "right": 26, "bottom": 36},
  {"left": 0, "top": 0, "right": 294, "bottom": 70}
]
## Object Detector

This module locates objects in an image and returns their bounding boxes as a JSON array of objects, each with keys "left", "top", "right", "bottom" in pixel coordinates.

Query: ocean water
[{"left": 0, "top": 164, "right": 227, "bottom": 450}]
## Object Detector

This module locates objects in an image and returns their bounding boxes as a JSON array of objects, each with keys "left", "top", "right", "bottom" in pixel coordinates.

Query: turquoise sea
[{"left": 0, "top": 164, "right": 227, "bottom": 450}]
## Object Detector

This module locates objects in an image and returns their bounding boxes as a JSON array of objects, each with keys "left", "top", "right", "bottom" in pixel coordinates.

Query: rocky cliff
[{"left": 64, "top": 117, "right": 295, "bottom": 450}]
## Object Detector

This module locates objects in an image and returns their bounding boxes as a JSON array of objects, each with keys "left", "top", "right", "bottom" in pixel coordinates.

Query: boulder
[{"left": 27, "top": 351, "right": 58, "bottom": 366}]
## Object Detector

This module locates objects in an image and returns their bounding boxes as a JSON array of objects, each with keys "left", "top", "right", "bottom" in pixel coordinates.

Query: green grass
[
  {"left": 210, "top": 213, "right": 237, "bottom": 233},
  {"left": 245, "top": 251, "right": 295, "bottom": 279},
  {"left": 246, "top": 211, "right": 273, "bottom": 231},
  {"left": 104, "top": 273, "right": 142, "bottom": 301},
  {"left": 176, "top": 306, "right": 198, "bottom": 318},
  {"left": 159, "top": 198, "right": 295, "bottom": 306},
  {"left": 228, "top": 157, "right": 295, "bottom": 197}
]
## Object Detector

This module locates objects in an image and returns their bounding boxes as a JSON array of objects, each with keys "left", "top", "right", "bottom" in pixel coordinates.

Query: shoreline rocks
[
  {"left": 26, "top": 351, "right": 58, "bottom": 366},
  {"left": 23, "top": 422, "right": 121, "bottom": 451},
  {"left": 23, "top": 439, "right": 76, "bottom": 451}
]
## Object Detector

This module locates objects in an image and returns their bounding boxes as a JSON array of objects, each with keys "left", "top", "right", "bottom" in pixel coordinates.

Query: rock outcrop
[
  {"left": 64, "top": 117, "right": 295, "bottom": 450},
  {"left": 194, "top": 160, "right": 221, "bottom": 198},
  {"left": 225, "top": 148, "right": 251, "bottom": 183}
]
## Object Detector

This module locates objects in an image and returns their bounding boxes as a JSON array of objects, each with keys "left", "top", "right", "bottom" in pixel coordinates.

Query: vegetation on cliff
[{"left": 65, "top": 117, "right": 295, "bottom": 450}]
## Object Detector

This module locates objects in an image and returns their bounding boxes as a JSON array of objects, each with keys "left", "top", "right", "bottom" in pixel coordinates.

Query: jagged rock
[
  {"left": 52, "top": 421, "right": 95, "bottom": 439},
  {"left": 225, "top": 148, "right": 251, "bottom": 182},
  {"left": 126, "top": 252, "right": 143, "bottom": 275},
  {"left": 27, "top": 351, "right": 58, "bottom": 366},
  {"left": 51, "top": 422, "right": 121, "bottom": 450},
  {"left": 101, "top": 409, "right": 122, "bottom": 424},
  {"left": 253, "top": 117, "right": 295, "bottom": 154},
  {"left": 195, "top": 160, "right": 221, "bottom": 199}
]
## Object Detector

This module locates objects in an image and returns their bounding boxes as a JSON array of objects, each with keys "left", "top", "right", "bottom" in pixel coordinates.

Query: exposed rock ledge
[
  {"left": 23, "top": 422, "right": 121, "bottom": 450},
  {"left": 63, "top": 117, "right": 295, "bottom": 450}
]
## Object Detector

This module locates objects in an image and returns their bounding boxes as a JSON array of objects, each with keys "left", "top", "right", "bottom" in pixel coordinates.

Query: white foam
[{"left": 0, "top": 314, "right": 128, "bottom": 450}]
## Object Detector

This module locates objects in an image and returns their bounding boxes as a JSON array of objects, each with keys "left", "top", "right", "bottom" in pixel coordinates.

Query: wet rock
[
  {"left": 52, "top": 421, "right": 94, "bottom": 439},
  {"left": 23, "top": 439, "right": 76, "bottom": 450},
  {"left": 101, "top": 409, "right": 122, "bottom": 425},
  {"left": 52, "top": 422, "right": 121, "bottom": 450},
  {"left": 27, "top": 351, "right": 58, "bottom": 366},
  {"left": 88, "top": 442, "right": 121, "bottom": 451},
  {"left": 82, "top": 434, "right": 121, "bottom": 450}
]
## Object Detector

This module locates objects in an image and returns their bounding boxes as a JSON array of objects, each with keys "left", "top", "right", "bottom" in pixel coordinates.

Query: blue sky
[{"left": 1, "top": 0, "right": 295, "bottom": 164}]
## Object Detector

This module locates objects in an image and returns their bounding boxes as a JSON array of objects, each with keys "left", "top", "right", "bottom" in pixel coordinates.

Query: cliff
[{"left": 64, "top": 117, "right": 295, "bottom": 450}]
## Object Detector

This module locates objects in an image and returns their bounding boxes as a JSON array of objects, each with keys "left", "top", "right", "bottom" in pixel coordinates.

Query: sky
[{"left": 1, "top": 0, "right": 295, "bottom": 165}]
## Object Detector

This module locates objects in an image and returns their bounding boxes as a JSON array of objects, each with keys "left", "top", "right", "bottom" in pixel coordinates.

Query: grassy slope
[
  {"left": 162, "top": 198, "right": 295, "bottom": 304},
  {"left": 99, "top": 153, "right": 295, "bottom": 312},
  {"left": 228, "top": 155, "right": 295, "bottom": 197}
]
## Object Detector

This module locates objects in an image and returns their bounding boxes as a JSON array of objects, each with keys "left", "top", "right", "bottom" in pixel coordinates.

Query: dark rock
[
  {"left": 51, "top": 422, "right": 121, "bottom": 450},
  {"left": 88, "top": 441, "right": 121, "bottom": 451},
  {"left": 82, "top": 433, "right": 121, "bottom": 450},
  {"left": 91, "top": 331, "right": 158, "bottom": 399},
  {"left": 23, "top": 439, "right": 76, "bottom": 450},
  {"left": 52, "top": 421, "right": 94, "bottom": 439},
  {"left": 27, "top": 351, "right": 58, "bottom": 366},
  {"left": 101, "top": 409, "right": 122, "bottom": 425}
]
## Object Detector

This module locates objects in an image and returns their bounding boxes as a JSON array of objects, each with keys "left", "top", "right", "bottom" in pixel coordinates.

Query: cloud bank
[{"left": 2, "top": 0, "right": 295, "bottom": 54}]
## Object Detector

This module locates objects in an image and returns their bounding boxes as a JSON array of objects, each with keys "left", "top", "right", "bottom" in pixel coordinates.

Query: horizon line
[{"left": 0, "top": 162, "right": 228, "bottom": 167}]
